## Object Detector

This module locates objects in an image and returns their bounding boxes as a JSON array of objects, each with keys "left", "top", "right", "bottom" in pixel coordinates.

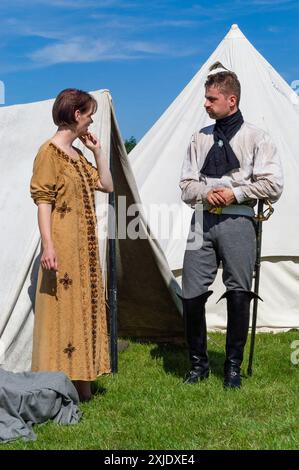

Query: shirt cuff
[
  {"left": 197, "top": 187, "right": 209, "bottom": 203},
  {"left": 232, "top": 187, "right": 246, "bottom": 204}
]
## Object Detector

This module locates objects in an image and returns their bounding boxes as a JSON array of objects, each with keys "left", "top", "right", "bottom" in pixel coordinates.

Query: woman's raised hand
[{"left": 79, "top": 132, "right": 101, "bottom": 153}]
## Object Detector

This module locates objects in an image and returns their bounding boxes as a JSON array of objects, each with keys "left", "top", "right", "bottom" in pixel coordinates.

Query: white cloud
[
  {"left": 252, "top": 0, "right": 293, "bottom": 4},
  {"left": 28, "top": 36, "right": 199, "bottom": 66},
  {"left": 188, "top": 0, "right": 298, "bottom": 18},
  {"left": 29, "top": 38, "right": 160, "bottom": 65},
  {"left": 267, "top": 26, "right": 283, "bottom": 33},
  {"left": 29, "top": 38, "right": 116, "bottom": 64},
  {"left": 89, "top": 14, "right": 199, "bottom": 30},
  {"left": 156, "top": 20, "right": 197, "bottom": 27},
  {"left": 0, "top": 0, "right": 125, "bottom": 8}
]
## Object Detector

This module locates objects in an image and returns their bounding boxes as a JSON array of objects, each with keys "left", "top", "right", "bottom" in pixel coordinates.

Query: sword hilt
[{"left": 254, "top": 199, "right": 274, "bottom": 221}]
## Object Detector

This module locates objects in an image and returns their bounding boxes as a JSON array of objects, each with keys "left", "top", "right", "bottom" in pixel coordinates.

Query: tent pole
[
  {"left": 247, "top": 199, "right": 264, "bottom": 377},
  {"left": 108, "top": 134, "right": 118, "bottom": 374}
]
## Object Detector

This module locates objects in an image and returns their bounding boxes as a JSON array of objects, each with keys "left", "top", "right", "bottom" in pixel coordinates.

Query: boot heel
[
  {"left": 183, "top": 368, "right": 210, "bottom": 385},
  {"left": 201, "top": 369, "right": 210, "bottom": 380}
]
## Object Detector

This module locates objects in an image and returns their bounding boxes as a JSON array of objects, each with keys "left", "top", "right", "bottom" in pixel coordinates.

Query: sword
[{"left": 247, "top": 199, "right": 273, "bottom": 376}]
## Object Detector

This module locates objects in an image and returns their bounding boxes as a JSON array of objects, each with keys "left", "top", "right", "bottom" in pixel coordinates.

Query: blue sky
[{"left": 0, "top": 0, "right": 298, "bottom": 140}]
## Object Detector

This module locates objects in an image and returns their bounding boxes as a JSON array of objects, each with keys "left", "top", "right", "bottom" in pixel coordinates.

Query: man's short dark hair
[
  {"left": 52, "top": 88, "right": 98, "bottom": 127},
  {"left": 205, "top": 71, "right": 241, "bottom": 106}
]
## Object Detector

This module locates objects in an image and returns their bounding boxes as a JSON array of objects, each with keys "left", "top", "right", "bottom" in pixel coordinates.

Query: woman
[{"left": 30, "top": 89, "right": 113, "bottom": 401}]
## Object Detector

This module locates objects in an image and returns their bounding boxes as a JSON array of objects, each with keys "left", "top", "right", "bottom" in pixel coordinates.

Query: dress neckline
[{"left": 49, "top": 140, "right": 81, "bottom": 163}]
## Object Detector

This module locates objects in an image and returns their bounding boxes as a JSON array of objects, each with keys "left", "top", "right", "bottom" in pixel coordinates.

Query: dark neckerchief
[{"left": 200, "top": 109, "right": 244, "bottom": 178}]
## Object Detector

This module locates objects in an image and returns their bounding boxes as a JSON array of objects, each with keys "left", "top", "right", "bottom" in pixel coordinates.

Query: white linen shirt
[{"left": 180, "top": 121, "right": 283, "bottom": 207}]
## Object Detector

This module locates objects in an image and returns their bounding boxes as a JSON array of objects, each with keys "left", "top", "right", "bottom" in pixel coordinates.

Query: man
[{"left": 179, "top": 63, "right": 283, "bottom": 389}]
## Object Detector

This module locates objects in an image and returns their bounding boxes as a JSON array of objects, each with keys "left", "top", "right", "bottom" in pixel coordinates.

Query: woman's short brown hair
[{"left": 52, "top": 88, "right": 98, "bottom": 127}]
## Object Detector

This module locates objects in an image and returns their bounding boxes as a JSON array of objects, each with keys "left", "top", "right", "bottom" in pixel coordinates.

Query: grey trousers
[{"left": 182, "top": 212, "right": 256, "bottom": 299}]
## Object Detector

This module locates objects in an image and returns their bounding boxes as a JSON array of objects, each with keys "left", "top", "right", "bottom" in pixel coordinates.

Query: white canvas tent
[
  {"left": 0, "top": 90, "right": 183, "bottom": 372},
  {"left": 130, "top": 24, "right": 299, "bottom": 330}
]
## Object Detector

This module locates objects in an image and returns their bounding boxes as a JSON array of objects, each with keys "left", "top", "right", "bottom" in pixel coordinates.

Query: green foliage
[
  {"left": 124, "top": 136, "right": 137, "bottom": 154},
  {"left": 3, "top": 332, "right": 299, "bottom": 450}
]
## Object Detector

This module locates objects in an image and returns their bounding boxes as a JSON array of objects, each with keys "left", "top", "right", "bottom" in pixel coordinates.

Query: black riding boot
[
  {"left": 182, "top": 291, "right": 213, "bottom": 384},
  {"left": 222, "top": 290, "right": 254, "bottom": 389}
]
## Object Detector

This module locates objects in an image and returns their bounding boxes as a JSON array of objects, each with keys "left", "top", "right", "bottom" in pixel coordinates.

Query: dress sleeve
[{"left": 30, "top": 146, "right": 58, "bottom": 205}]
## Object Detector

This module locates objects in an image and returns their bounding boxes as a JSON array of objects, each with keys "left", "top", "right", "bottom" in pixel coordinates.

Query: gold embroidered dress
[{"left": 30, "top": 141, "right": 110, "bottom": 380}]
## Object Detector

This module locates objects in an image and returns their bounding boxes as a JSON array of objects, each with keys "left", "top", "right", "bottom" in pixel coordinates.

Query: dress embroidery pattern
[
  {"left": 63, "top": 342, "right": 76, "bottom": 358},
  {"left": 59, "top": 272, "right": 73, "bottom": 290},
  {"left": 73, "top": 160, "right": 99, "bottom": 366},
  {"left": 56, "top": 201, "right": 72, "bottom": 218}
]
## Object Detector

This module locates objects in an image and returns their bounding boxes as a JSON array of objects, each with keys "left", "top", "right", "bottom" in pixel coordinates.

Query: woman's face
[{"left": 75, "top": 105, "right": 94, "bottom": 136}]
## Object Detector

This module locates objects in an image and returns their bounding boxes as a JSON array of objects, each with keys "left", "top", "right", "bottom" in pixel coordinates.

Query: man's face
[{"left": 204, "top": 85, "right": 236, "bottom": 120}]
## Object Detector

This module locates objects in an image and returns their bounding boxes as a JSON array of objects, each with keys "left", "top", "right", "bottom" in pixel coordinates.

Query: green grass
[{"left": 2, "top": 331, "right": 299, "bottom": 450}]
